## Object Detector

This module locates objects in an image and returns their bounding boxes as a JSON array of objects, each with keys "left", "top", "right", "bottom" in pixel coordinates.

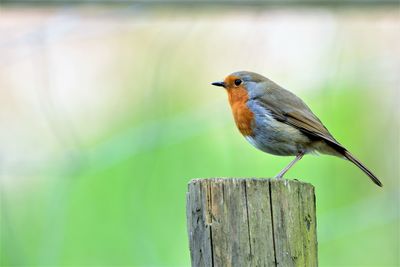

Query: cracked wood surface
[{"left": 186, "top": 178, "right": 317, "bottom": 267}]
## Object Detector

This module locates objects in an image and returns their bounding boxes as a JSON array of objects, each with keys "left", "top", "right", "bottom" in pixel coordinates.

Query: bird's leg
[{"left": 275, "top": 152, "right": 305, "bottom": 179}]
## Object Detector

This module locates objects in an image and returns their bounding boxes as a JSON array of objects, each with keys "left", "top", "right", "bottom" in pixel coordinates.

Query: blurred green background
[{"left": 0, "top": 2, "right": 399, "bottom": 267}]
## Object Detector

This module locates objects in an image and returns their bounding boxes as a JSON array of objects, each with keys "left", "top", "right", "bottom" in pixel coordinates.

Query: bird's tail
[{"left": 343, "top": 150, "right": 382, "bottom": 187}]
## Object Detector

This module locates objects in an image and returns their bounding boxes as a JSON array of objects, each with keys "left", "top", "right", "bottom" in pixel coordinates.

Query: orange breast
[{"left": 227, "top": 86, "right": 254, "bottom": 136}]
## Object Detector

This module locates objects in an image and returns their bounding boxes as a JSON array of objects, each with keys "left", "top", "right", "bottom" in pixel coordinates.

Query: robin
[{"left": 212, "top": 71, "right": 382, "bottom": 187}]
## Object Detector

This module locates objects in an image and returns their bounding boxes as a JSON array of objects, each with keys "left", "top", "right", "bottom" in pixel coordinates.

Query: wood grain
[{"left": 186, "top": 178, "right": 317, "bottom": 267}]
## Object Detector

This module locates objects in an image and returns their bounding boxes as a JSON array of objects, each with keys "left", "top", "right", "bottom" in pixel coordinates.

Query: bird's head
[{"left": 212, "top": 71, "right": 269, "bottom": 99}]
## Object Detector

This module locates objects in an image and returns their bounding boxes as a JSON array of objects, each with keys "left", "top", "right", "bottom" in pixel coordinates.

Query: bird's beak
[{"left": 211, "top": 81, "right": 226, "bottom": 88}]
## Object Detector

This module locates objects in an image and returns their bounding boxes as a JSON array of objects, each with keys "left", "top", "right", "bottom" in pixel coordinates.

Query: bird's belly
[{"left": 245, "top": 112, "right": 311, "bottom": 156}]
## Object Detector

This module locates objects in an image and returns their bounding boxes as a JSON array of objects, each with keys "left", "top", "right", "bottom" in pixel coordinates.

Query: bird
[{"left": 212, "top": 71, "right": 382, "bottom": 187}]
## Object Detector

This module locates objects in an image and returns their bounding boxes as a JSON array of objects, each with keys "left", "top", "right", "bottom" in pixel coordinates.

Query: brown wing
[
  {"left": 254, "top": 84, "right": 346, "bottom": 151},
  {"left": 252, "top": 81, "right": 383, "bottom": 187}
]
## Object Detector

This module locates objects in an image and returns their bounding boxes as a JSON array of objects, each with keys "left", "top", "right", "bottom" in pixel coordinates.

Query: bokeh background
[{"left": 1, "top": 2, "right": 399, "bottom": 266}]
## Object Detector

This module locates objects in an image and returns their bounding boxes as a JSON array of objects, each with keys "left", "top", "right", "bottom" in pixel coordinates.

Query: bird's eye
[{"left": 234, "top": 79, "right": 242, "bottom": 86}]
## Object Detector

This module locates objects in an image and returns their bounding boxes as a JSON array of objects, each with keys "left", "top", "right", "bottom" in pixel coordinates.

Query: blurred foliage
[{"left": 0, "top": 5, "right": 399, "bottom": 267}]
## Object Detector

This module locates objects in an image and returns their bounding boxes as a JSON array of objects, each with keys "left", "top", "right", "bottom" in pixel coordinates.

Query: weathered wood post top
[{"left": 186, "top": 178, "right": 317, "bottom": 267}]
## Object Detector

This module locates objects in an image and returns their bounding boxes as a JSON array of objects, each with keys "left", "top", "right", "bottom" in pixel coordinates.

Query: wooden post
[{"left": 186, "top": 178, "right": 317, "bottom": 267}]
